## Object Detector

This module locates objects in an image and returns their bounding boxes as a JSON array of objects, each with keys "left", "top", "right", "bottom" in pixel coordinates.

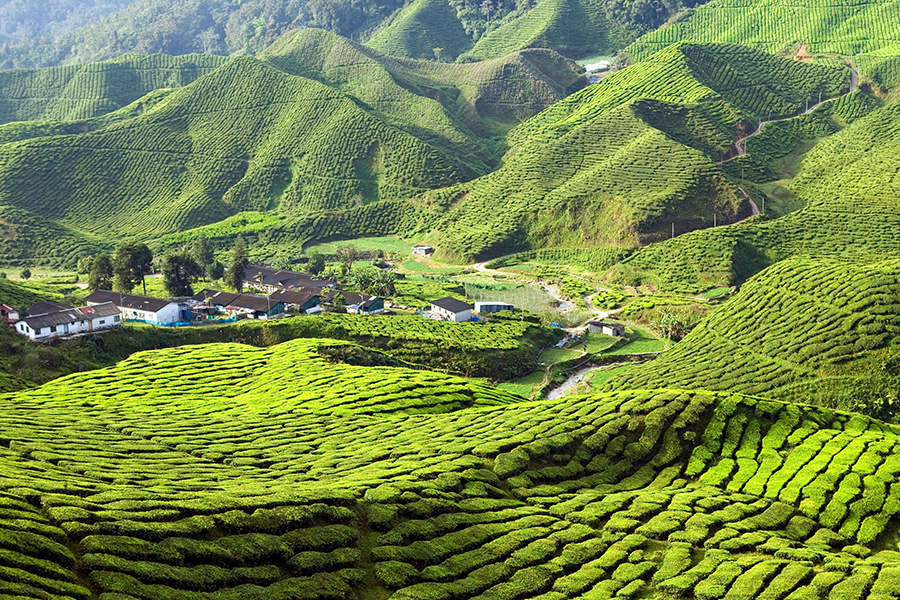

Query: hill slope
[
  {"left": 421, "top": 43, "right": 849, "bottom": 260},
  {"left": 613, "top": 96, "right": 900, "bottom": 292},
  {"left": 0, "top": 337, "right": 899, "bottom": 598},
  {"left": 604, "top": 256, "right": 900, "bottom": 417},
  {"left": 0, "top": 32, "right": 586, "bottom": 266}
]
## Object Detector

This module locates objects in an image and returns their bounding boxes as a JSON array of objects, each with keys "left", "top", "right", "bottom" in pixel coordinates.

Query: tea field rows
[{"left": 1, "top": 338, "right": 900, "bottom": 598}]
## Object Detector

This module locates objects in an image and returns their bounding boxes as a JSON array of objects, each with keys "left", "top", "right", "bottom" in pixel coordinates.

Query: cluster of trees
[
  {"left": 78, "top": 235, "right": 248, "bottom": 297},
  {"left": 0, "top": 0, "right": 406, "bottom": 69}
]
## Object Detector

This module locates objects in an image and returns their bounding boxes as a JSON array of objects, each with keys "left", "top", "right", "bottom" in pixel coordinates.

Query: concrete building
[
  {"left": 474, "top": 301, "right": 515, "bottom": 314},
  {"left": 85, "top": 290, "right": 183, "bottom": 325},
  {"left": 430, "top": 297, "right": 473, "bottom": 322},
  {"left": 412, "top": 245, "right": 434, "bottom": 257},
  {"left": 587, "top": 320, "right": 626, "bottom": 337},
  {"left": 15, "top": 302, "right": 120, "bottom": 340}
]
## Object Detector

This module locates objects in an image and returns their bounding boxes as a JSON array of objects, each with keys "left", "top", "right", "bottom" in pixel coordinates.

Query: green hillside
[
  {"left": 612, "top": 96, "right": 900, "bottom": 292},
  {"left": 626, "top": 0, "right": 900, "bottom": 65},
  {"left": 603, "top": 256, "right": 900, "bottom": 417},
  {"left": 0, "top": 31, "right": 592, "bottom": 267},
  {"left": 0, "top": 53, "right": 226, "bottom": 124},
  {"left": 0, "top": 336, "right": 900, "bottom": 597},
  {"left": 366, "top": 0, "right": 473, "bottom": 60},
  {"left": 421, "top": 43, "right": 849, "bottom": 261}
]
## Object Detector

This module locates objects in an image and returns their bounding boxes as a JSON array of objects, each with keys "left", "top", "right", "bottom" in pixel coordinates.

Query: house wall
[
  {"left": 432, "top": 305, "right": 471, "bottom": 322},
  {"left": 121, "top": 303, "right": 180, "bottom": 324}
]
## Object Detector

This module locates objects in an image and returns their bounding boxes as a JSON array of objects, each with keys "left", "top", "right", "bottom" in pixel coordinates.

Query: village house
[
  {"left": 1, "top": 303, "right": 20, "bottom": 325},
  {"left": 268, "top": 289, "right": 322, "bottom": 314},
  {"left": 343, "top": 293, "right": 385, "bottom": 315},
  {"left": 85, "top": 290, "right": 183, "bottom": 325},
  {"left": 243, "top": 266, "right": 335, "bottom": 293},
  {"left": 474, "top": 301, "right": 515, "bottom": 314},
  {"left": 430, "top": 297, "right": 473, "bottom": 322},
  {"left": 192, "top": 289, "right": 241, "bottom": 312},
  {"left": 223, "top": 295, "right": 285, "bottom": 320},
  {"left": 412, "top": 245, "right": 434, "bottom": 257},
  {"left": 588, "top": 320, "right": 626, "bottom": 337},
  {"left": 15, "top": 302, "right": 120, "bottom": 340}
]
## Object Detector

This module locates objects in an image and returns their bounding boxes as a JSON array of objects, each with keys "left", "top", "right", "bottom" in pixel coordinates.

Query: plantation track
[{"left": 724, "top": 67, "right": 859, "bottom": 161}]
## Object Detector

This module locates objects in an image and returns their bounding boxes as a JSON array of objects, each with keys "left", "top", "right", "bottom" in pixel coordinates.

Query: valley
[{"left": 1, "top": 0, "right": 900, "bottom": 598}]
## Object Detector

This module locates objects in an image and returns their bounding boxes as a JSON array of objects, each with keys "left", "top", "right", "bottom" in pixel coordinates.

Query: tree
[
  {"left": 373, "top": 268, "right": 396, "bottom": 296},
  {"left": 225, "top": 236, "right": 248, "bottom": 292},
  {"left": 208, "top": 261, "right": 225, "bottom": 281},
  {"left": 19, "top": 266, "right": 31, "bottom": 280},
  {"left": 350, "top": 268, "right": 376, "bottom": 294},
  {"left": 331, "top": 293, "right": 346, "bottom": 313},
  {"left": 76, "top": 255, "right": 94, "bottom": 274},
  {"left": 306, "top": 252, "right": 325, "bottom": 276},
  {"left": 113, "top": 242, "right": 153, "bottom": 294},
  {"left": 162, "top": 252, "right": 202, "bottom": 297},
  {"left": 192, "top": 234, "right": 215, "bottom": 280},
  {"left": 88, "top": 254, "right": 114, "bottom": 291},
  {"left": 335, "top": 244, "right": 360, "bottom": 271}
]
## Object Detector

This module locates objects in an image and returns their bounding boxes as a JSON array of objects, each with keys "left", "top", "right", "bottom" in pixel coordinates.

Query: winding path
[{"left": 723, "top": 68, "right": 859, "bottom": 161}]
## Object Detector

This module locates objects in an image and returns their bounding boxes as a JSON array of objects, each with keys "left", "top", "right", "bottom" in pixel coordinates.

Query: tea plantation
[
  {"left": 426, "top": 43, "right": 850, "bottom": 261},
  {"left": 1, "top": 335, "right": 900, "bottom": 598}
]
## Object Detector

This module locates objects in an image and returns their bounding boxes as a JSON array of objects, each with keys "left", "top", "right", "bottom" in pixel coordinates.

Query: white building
[
  {"left": 474, "top": 301, "right": 515, "bottom": 314},
  {"left": 587, "top": 320, "right": 626, "bottom": 337},
  {"left": 15, "top": 303, "right": 121, "bottom": 340},
  {"left": 412, "top": 245, "right": 434, "bottom": 257},
  {"left": 430, "top": 297, "right": 473, "bottom": 322},
  {"left": 85, "top": 290, "right": 183, "bottom": 324}
]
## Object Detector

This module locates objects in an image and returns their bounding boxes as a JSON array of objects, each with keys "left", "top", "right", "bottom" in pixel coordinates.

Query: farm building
[
  {"left": 430, "top": 297, "right": 473, "bottom": 322},
  {"left": 344, "top": 294, "right": 385, "bottom": 315},
  {"left": 15, "top": 302, "right": 120, "bottom": 340},
  {"left": 192, "top": 289, "right": 241, "bottom": 311},
  {"left": 588, "top": 320, "right": 626, "bottom": 336},
  {"left": 412, "top": 245, "right": 434, "bottom": 257},
  {"left": 474, "top": 301, "right": 515, "bottom": 314},
  {"left": 224, "top": 295, "right": 285, "bottom": 320},
  {"left": 1, "top": 304, "right": 19, "bottom": 325},
  {"left": 269, "top": 289, "right": 321, "bottom": 313},
  {"left": 85, "top": 290, "right": 183, "bottom": 325},
  {"left": 244, "top": 266, "right": 335, "bottom": 293}
]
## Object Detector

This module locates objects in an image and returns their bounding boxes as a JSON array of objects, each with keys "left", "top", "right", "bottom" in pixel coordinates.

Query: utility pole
[
  {"left": 671, "top": 223, "right": 674, "bottom": 239},
  {"left": 714, "top": 213, "right": 717, "bottom": 227}
]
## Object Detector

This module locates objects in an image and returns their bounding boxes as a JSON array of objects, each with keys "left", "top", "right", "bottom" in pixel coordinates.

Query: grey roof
[
  {"left": 192, "top": 289, "right": 241, "bottom": 306},
  {"left": 269, "top": 290, "right": 319, "bottom": 306},
  {"left": 22, "top": 303, "right": 119, "bottom": 331},
  {"left": 244, "top": 266, "right": 335, "bottom": 289},
  {"left": 431, "top": 297, "right": 473, "bottom": 313},
  {"left": 225, "top": 294, "right": 284, "bottom": 312},
  {"left": 27, "top": 300, "right": 73, "bottom": 315},
  {"left": 588, "top": 320, "right": 624, "bottom": 328},
  {"left": 85, "top": 290, "right": 175, "bottom": 313}
]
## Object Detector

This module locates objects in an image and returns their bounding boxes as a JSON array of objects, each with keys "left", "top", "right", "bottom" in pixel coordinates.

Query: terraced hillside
[
  {"left": 626, "top": 0, "right": 900, "bottom": 65},
  {"left": 2, "top": 337, "right": 900, "bottom": 598},
  {"left": 424, "top": 43, "right": 850, "bottom": 260},
  {"left": 0, "top": 53, "right": 226, "bottom": 124},
  {"left": 602, "top": 256, "right": 900, "bottom": 417},
  {"left": 612, "top": 95, "right": 900, "bottom": 292},
  {"left": 0, "top": 31, "right": 589, "bottom": 267}
]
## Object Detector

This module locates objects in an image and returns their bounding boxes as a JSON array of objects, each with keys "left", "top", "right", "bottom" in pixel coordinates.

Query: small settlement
[{"left": 5, "top": 243, "right": 582, "bottom": 340}]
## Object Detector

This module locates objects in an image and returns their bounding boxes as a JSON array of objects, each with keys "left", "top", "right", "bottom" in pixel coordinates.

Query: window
[
  {"left": 99, "top": 320, "right": 105, "bottom": 325},
  {"left": 50, "top": 326, "right": 56, "bottom": 333},
  {"left": 114, "top": 316, "right": 120, "bottom": 322}
]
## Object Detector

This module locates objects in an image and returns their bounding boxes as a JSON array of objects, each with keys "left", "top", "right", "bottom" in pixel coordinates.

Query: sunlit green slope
[
  {"left": 0, "top": 53, "right": 226, "bottom": 125},
  {"left": 1, "top": 337, "right": 900, "bottom": 598},
  {"left": 613, "top": 98, "right": 900, "bottom": 292},
  {"left": 422, "top": 43, "right": 849, "bottom": 260},
  {"left": 627, "top": 0, "right": 900, "bottom": 65},
  {"left": 366, "top": 0, "right": 473, "bottom": 60},
  {"left": 604, "top": 256, "right": 900, "bottom": 417}
]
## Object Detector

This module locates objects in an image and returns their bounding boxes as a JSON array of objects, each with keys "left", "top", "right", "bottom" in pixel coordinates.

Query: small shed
[
  {"left": 474, "top": 301, "right": 514, "bottom": 314},
  {"left": 412, "top": 245, "right": 434, "bottom": 257},
  {"left": 1, "top": 304, "right": 20, "bottom": 325},
  {"left": 430, "top": 297, "right": 473, "bottom": 322},
  {"left": 588, "top": 320, "right": 625, "bottom": 337},
  {"left": 346, "top": 295, "right": 385, "bottom": 315}
]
